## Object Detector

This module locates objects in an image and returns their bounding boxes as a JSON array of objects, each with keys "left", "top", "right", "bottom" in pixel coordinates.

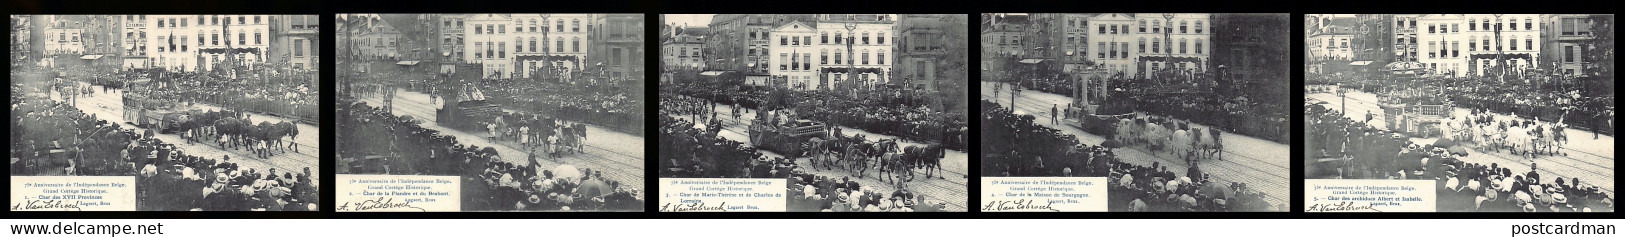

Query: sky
[{"left": 664, "top": 14, "right": 713, "bottom": 28}]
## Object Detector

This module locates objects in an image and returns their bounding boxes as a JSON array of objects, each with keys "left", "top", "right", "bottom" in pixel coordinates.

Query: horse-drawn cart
[{"left": 748, "top": 119, "right": 828, "bottom": 157}]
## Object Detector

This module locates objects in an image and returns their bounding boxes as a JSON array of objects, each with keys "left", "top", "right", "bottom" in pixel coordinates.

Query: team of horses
[
  {"left": 799, "top": 134, "right": 947, "bottom": 185},
  {"left": 1112, "top": 114, "right": 1224, "bottom": 165},
  {"left": 1443, "top": 113, "right": 1569, "bottom": 158},
  {"left": 167, "top": 109, "right": 301, "bottom": 159}
]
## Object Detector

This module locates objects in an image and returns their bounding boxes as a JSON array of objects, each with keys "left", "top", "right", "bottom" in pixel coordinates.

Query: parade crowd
[
  {"left": 1306, "top": 101, "right": 1614, "bottom": 212},
  {"left": 339, "top": 101, "right": 642, "bottom": 211},
  {"left": 124, "top": 70, "right": 319, "bottom": 122},
  {"left": 1309, "top": 74, "right": 1613, "bottom": 137},
  {"left": 12, "top": 83, "right": 318, "bottom": 211},
  {"left": 478, "top": 75, "right": 644, "bottom": 135},
  {"left": 658, "top": 116, "right": 948, "bottom": 212},
  {"left": 666, "top": 81, "right": 968, "bottom": 151},
  {"left": 983, "top": 100, "right": 1278, "bottom": 212}
]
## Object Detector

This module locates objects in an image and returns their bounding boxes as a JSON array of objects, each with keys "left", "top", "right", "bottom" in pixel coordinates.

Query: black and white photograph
[
  {"left": 335, "top": 14, "right": 645, "bottom": 212},
  {"left": 980, "top": 13, "right": 1291, "bottom": 212},
  {"left": 659, "top": 14, "right": 970, "bottom": 212},
  {"left": 1304, "top": 14, "right": 1614, "bottom": 212},
  {"left": 11, "top": 15, "right": 322, "bottom": 211}
]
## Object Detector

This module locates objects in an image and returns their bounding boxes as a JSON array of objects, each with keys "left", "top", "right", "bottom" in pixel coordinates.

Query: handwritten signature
[
  {"left": 982, "top": 199, "right": 1060, "bottom": 212},
  {"left": 1306, "top": 201, "right": 1382, "bottom": 212},
  {"left": 661, "top": 202, "right": 728, "bottom": 212},
  {"left": 12, "top": 200, "right": 84, "bottom": 211},
  {"left": 338, "top": 197, "right": 427, "bottom": 212}
]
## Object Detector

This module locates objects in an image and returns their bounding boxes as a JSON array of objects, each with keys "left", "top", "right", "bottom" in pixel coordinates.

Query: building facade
[
  {"left": 120, "top": 15, "right": 148, "bottom": 69},
  {"left": 513, "top": 14, "right": 592, "bottom": 80},
  {"left": 662, "top": 26, "right": 706, "bottom": 69},
  {"left": 1128, "top": 13, "right": 1211, "bottom": 79},
  {"left": 894, "top": 14, "right": 954, "bottom": 92},
  {"left": 1540, "top": 14, "right": 1594, "bottom": 77},
  {"left": 768, "top": 20, "right": 819, "bottom": 90},
  {"left": 980, "top": 13, "right": 1026, "bottom": 78},
  {"left": 465, "top": 14, "right": 512, "bottom": 79},
  {"left": 1307, "top": 15, "right": 1354, "bottom": 74},
  {"left": 271, "top": 14, "right": 319, "bottom": 71},
  {"left": 1058, "top": 13, "right": 1094, "bottom": 73},
  {"left": 588, "top": 14, "right": 644, "bottom": 80},
  {"left": 186, "top": 15, "right": 272, "bottom": 73},
  {"left": 1411, "top": 14, "right": 1541, "bottom": 77},
  {"left": 1086, "top": 13, "right": 1134, "bottom": 76},
  {"left": 1394, "top": 14, "right": 1420, "bottom": 63},
  {"left": 816, "top": 14, "right": 894, "bottom": 90},
  {"left": 43, "top": 17, "right": 85, "bottom": 56}
]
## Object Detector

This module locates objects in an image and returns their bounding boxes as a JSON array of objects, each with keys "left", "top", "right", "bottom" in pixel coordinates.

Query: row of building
[
  {"left": 667, "top": 14, "right": 960, "bottom": 92},
  {"left": 982, "top": 13, "right": 1217, "bottom": 81},
  {"left": 1307, "top": 14, "right": 1605, "bottom": 78},
  {"left": 343, "top": 14, "right": 644, "bottom": 81},
  {"left": 26, "top": 15, "right": 320, "bottom": 73}
]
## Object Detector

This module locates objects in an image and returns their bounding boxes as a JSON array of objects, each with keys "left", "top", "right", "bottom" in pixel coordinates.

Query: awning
[
  {"left": 1349, "top": 61, "right": 1373, "bottom": 66},
  {"left": 396, "top": 61, "right": 420, "bottom": 66},
  {"left": 80, "top": 55, "right": 103, "bottom": 60},
  {"left": 700, "top": 71, "right": 727, "bottom": 76},
  {"left": 1019, "top": 59, "right": 1046, "bottom": 64}
]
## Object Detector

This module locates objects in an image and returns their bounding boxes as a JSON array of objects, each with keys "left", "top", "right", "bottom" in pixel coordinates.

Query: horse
[
  {"left": 281, "top": 121, "right": 300, "bottom": 153},
  {"left": 843, "top": 142, "right": 871, "bottom": 178},
  {"left": 873, "top": 139, "right": 907, "bottom": 184},
  {"left": 905, "top": 144, "right": 947, "bottom": 179}
]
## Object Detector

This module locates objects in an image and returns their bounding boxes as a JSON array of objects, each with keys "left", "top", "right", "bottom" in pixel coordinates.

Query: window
[
  {"left": 572, "top": 37, "right": 580, "bottom": 52},
  {"left": 821, "top": 50, "right": 828, "bottom": 64},
  {"left": 862, "top": 50, "right": 869, "bottom": 65},
  {"left": 1111, "top": 25, "right": 1118, "bottom": 34},
  {"left": 1119, "top": 42, "right": 1127, "bottom": 58},
  {"left": 475, "top": 42, "right": 483, "bottom": 58},
  {"left": 515, "top": 38, "right": 523, "bottom": 52},
  {"left": 1109, "top": 42, "right": 1118, "bottom": 59},
  {"left": 1099, "top": 25, "right": 1107, "bottom": 34},
  {"left": 1428, "top": 41, "right": 1436, "bottom": 58},
  {"left": 1153, "top": 20, "right": 1160, "bottom": 33},
  {"left": 1564, "top": 45, "right": 1575, "bottom": 62},
  {"left": 211, "top": 30, "right": 219, "bottom": 45},
  {"left": 556, "top": 20, "right": 564, "bottom": 32},
  {"left": 254, "top": 31, "right": 261, "bottom": 45},
  {"left": 1525, "top": 18, "right": 1532, "bottom": 31},
  {"left": 1099, "top": 42, "right": 1107, "bottom": 58},
  {"left": 1525, "top": 38, "right": 1533, "bottom": 52},
  {"left": 877, "top": 50, "right": 885, "bottom": 65},
  {"left": 157, "top": 36, "right": 166, "bottom": 52},
  {"left": 835, "top": 51, "right": 842, "bottom": 64},
  {"left": 1469, "top": 36, "right": 1476, "bottom": 51},
  {"left": 1139, "top": 20, "right": 1147, "bottom": 33},
  {"left": 529, "top": 19, "right": 536, "bottom": 32},
  {"left": 292, "top": 39, "right": 304, "bottom": 57},
  {"left": 198, "top": 31, "right": 204, "bottom": 45},
  {"left": 1138, "top": 38, "right": 1146, "bottom": 53},
  {"left": 834, "top": 33, "right": 842, "bottom": 44},
  {"left": 238, "top": 31, "right": 245, "bottom": 45},
  {"left": 792, "top": 36, "right": 799, "bottom": 45},
  {"left": 179, "top": 36, "right": 187, "bottom": 52},
  {"left": 1440, "top": 24, "right": 1447, "bottom": 33},
  {"left": 212, "top": 15, "right": 218, "bottom": 25},
  {"left": 1195, "top": 20, "right": 1203, "bottom": 34},
  {"left": 1180, "top": 20, "right": 1187, "bottom": 33},
  {"left": 556, "top": 37, "right": 564, "bottom": 52},
  {"left": 1428, "top": 24, "right": 1435, "bottom": 33},
  {"left": 803, "top": 54, "right": 810, "bottom": 70},
  {"left": 821, "top": 32, "right": 828, "bottom": 44},
  {"left": 781, "top": 36, "right": 787, "bottom": 45},
  {"left": 475, "top": 24, "right": 482, "bottom": 34},
  {"left": 1482, "top": 39, "right": 1490, "bottom": 51},
  {"left": 529, "top": 37, "right": 537, "bottom": 52},
  {"left": 1451, "top": 23, "right": 1459, "bottom": 33},
  {"left": 1470, "top": 19, "right": 1477, "bottom": 31},
  {"left": 572, "top": 19, "right": 579, "bottom": 32},
  {"left": 1152, "top": 39, "right": 1159, "bottom": 53},
  {"left": 805, "top": 36, "right": 812, "bottom": 46},
  {"left": 780, "top": 53, "right": 788, "bottom": 70},
  {"left": 863, "top": 32, "right": 870, "bottom": 44},
  {"left": 1483, "top": 20, "right": 1490, "bottom": 32}
]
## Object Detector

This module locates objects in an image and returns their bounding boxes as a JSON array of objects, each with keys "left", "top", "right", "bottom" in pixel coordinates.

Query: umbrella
[
  {"left": 553, "top": 165, "right": 583, "bottom": 181},
  {"left": 1202, "top": 184, "right": 1232, "bottom": 199},
  {"left": 1100, "top": 139, "right": 1123, "bottom": 149},
  {"left": 1447, "top": 146, "right": 1469, "bottom": 156},
  {"left": 576, "top": 178, "right": 611, "bottom": 198},
  {"left": 1432, "top": 138, "right": 1456, "bottom": 148}
]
